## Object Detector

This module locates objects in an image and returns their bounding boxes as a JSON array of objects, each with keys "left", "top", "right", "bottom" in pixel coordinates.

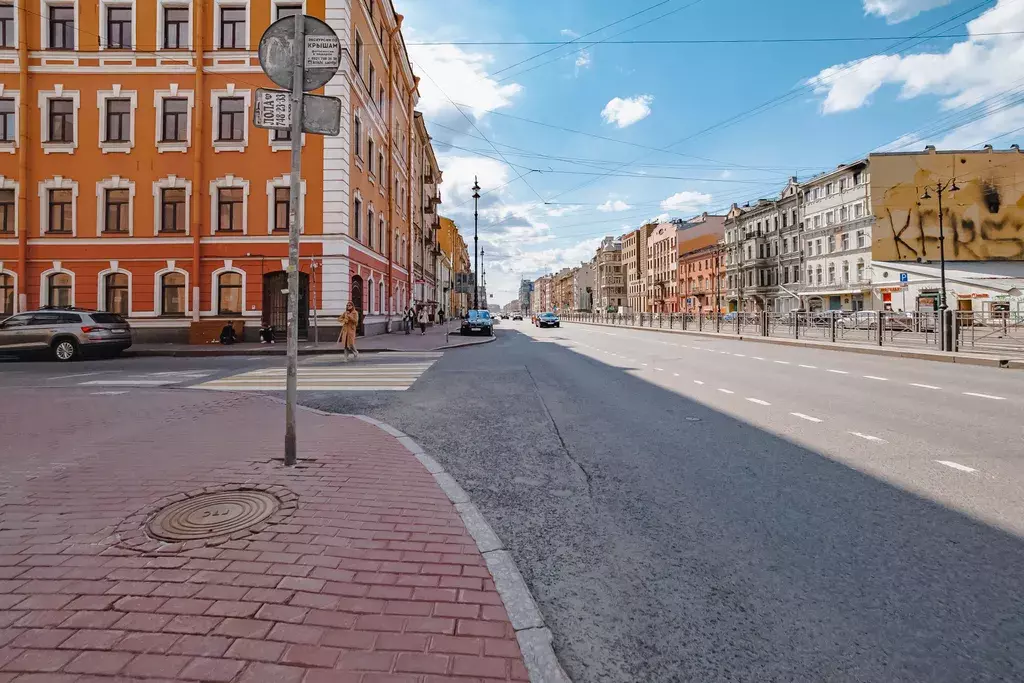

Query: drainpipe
[
  {"left": 190, "top": 0, "right": 205, "bottom": 322},
  {"left": 385, "top": 19, "right": 402, "bottom": 321},
  {"left": 16, "top": 0, "right": 28, "bottom": 311},
  {"left": 407, "top": 79, "right": 417, "bottom": 311}
]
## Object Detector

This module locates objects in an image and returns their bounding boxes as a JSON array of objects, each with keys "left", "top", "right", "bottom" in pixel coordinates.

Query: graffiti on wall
[{"left": 870, "top": 151, "right": 1024, "bottom": 262}]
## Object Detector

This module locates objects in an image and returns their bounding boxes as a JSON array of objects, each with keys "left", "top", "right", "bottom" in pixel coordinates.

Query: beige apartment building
[
  {"left": 646, "top": 223, "right": 680, "bottom": 312},
  {"left": 622, "top": 224, "right": 655, "bottom": 313},
  {"left": 595, "top": 235, "right": 624, "bottom": 311}
]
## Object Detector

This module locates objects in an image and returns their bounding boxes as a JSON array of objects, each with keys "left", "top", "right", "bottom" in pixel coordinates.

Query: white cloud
[
  {"left": 864, "top": 0, "right": 953, "bottom": 24},
  {"left": 601, "top": 95, "right": 654, "bottom": 128},
  {"left": 808, "top": 0, "right": 1024, "bottom": 148},
  {"left": 560, "top": 29, "right": 591, "bottom": 74},
  {"left": 406, "top": 41, "right": 523, "bottom": 121},
  {"left": 436, "top": 155, "right": 509, "bottom": 207},
  {"left": 660, "top": 191, "right": 713, "bottom": 212},
  {"left": 597, "top": 199, "right": 632, "bottom": 212}
]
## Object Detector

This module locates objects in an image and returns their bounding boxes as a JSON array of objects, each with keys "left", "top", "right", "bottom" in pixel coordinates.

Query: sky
[{"left": 396, "top": 0, "right": 1024, "bottom": 305}]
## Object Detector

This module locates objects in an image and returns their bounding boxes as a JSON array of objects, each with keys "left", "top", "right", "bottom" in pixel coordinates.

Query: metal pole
[
  {"left": 937, "top": 184, "right": 952, "bottom": 352},
  {"left": 312, "top": 259, "right": 318, "bottom": 346},
  {"left": 473, "top": 178, "right": 480, "bottom": 310},
  {"left": 284, "top": 13, "right": 305, "bottom": 468}
]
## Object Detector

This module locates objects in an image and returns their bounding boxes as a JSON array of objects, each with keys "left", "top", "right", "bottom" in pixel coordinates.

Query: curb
[
  {"left": 563, "top": 320, "right": 1019, "bottom": 369},
  {"left": 353, "top": 414, "right": 572, "bottom": 683},
  {"left": 123, "top": 334, "right": 494, "bottom": 358}
]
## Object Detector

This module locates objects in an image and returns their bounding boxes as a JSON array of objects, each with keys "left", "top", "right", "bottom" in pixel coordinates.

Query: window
[
  {"left": 854, "top": 203, "right": 863, "bottom": 219},
  {"left": 276, "top": 3, "right": 302, "bottom": 20},
  {"left": 48, "top": 98, "right": 74, "bottom": 143},
  {"left": 163, "top": 6, "right": 189, "bottom": 48},
  {"left": 218, "top": 97, "right": 244, "bottom": 141},
  {"left": 378, "top": 152, "right": 384, "bottom": 179},
  {"left": 781, "top": 213, "right": 787, "bottom": 229},
  {"left": 807, "top": 268, "right": 813, "bottom": 284},
  {"left": 840, "top": 206, "right": 848, "bottom": 221},
  {"left": 0, "top": 189, "right": 12, "bottom": 233},
  {"left": 217, "top": 272, "right": 242, "bottom": 315},
  {"left": 0, "top": 98, "right": 11, "bottom": 142},
  {"left": 379, "top": 218, "right": 385, "bottom": 254},
  {"left": 161, "top": 98, "right": 188, "bottom": 142},
  {"left": 366, "top": 207, "right": 373, "bottom": 244},
  {"left": 815, "top": 239, "right": 822, "bottom": 255},
  {"left": 368, "top": 64, "right": 375, "bottom": 91},
  {"left": 104, "top": 189, "right": 129, "bottom": 232},
  {"left": 853, "top": 171, "right": 862, "bottom": 185},
  {"left": 105, "top": 273, "right": 129, "bottom": 314},
  {"left": 48, "top": 272, "right": 72, "bottom": 307},
  {"left": 378, "top": 281, "right": 384, "bottom": 314},
  {"left": 161, "top": 272, "right": 185, "bottom": 316},
  {"left": 826, "top": 182, "right": 834, "bottom": 196},
  {"left": 826, "top": 211, "right": 834, "bottom": 225},
  {"left": 104, "top": 98, "right": 131, "bottom": 142},
  {"left": 220, "top": 6, "right": 246, "bottom": 48},
  {"left": 48, "top": 4, "right": 74, "bottom": 49},
  {"left": 354, "top": 32, "right": 362, "bottom": 74},
  {"left": 274, "top": 126, "right": 290, "bottom": 142},
  {"left": 353, "top": 197, "right": 361, "bottom": 240},
  {"left": 827, "top": 235, "right": 835, "bottom": 253},
  {"left": 782, "top": 238, "right": 788, "bottom": 255},
  {"left": 815, "top": 266, "right": 822, "bottom": 285},
  {"left": 47, "top": 189, "right": 72, "bottom": 233},
  {"left": 856, "top": 230, "right": 865, "bottom": 248},
  {"left": 828, "top": 263, "right": 835, "bottom": 284},
  {"left": 841, "top": 233, "right": 849, "bottom": 251},
  {"left": 273, "top": 187, "right": 290, "bottom": 231},
  {"left": 856, "top": 260, "right": 865, "bottom": 280},
  {"left": 813, "top": 215, "right": 821, "bottom": 228},
  {"left": 0, "top": 3, "right": 12, "bottom": 48},
  {"left": 839, "top": 179, "right": 846, "bottom": 193},
  {"left": 353, "top": 115, "right": 361, "bottom": 158},
  {"left": 378, "top": 86, "right": 385, "bottom": 111},
  {"left": 216, "top": 188, "right": 244, "bottom": 232},
  {"left": 367, "top": 138, "right": 374, "bottom": 175},
  {"left": 842, "top": 261, "right": 850, "bottom": 283},
  {"left": 161, "top": 188, "right": 186, "bottom": 232},
  {"left": 105, "top": 6, "right": 132, "bottom": 48},
  {"left": 0, "top": 273, "right": 12, "bottom": 315}
]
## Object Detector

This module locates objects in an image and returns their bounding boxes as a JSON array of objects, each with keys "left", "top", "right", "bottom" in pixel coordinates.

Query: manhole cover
[{"left": 147, "top": 490, "right": 280, "bottom": 541}]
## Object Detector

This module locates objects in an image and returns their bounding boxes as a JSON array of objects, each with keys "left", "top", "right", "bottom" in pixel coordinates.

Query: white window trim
[
  {"left": 154, "top": 261, "right": 189, "bottom": 316},
  {"left": 214, "top": 0, "right": 250, "bottom": 50},
  {"left": 367, "top": 276, "right": 375, "bottom": 314},
  {"left": 268, "top": 127, "right": 305, "bottom": 152},
  {"left": 154, "top": 85, "right": 194, "bottom": 153},
  {"left": 0, "top": 266, "right": 17, "bottom": 313},
  {"left": 96, "top": 176, "right": 135, "bottom": 236},
  {"left": 352, "top": 189, "right": 363, "bottom": 241},
  {"left": 96, "top": 85, "right": 137, "bottom": 154},
  {"left": 266, "top": 175, "right": 306, "bottom": 234},
  {"left": 38, "top": 176, "right": 78, "bottom": 236},
  {"left": 2, "top": 1, "right": 18, "bottom": 51},
  {"left": 156, "top": 0, "right": 192, "bottom": 50},
  {"left": 0, "top": 176, "right": 18, "bottom": 236},
  {"left": 270, "top": 0, "right": 306, "bottom": 24},
  {"left": 37, "top": 86, "right": 80, "bottom": 154},
  {"left": 96, "top": 262, "right": 133, "bottom": 316},
  {"left": 153, "top": 175, "right": 191, "bottom": 235},
  {"left": 39, "top": 262, "right": 75, "bottom": 307},
  {"left": 40, "top": 0, "right": 79, "bottom": 51},
  {"left": 98, "top": 0, "right": 135, "bottom": 50},
  {"left": 0, "top": 86, "right": 20, "bottom": 153},
  {"left": 209, "top": 175, "right": 249, "bottom": 235},
  {"left": 210, "top": 86, "right": 251, "bottom": 152},
  {"left": 210, "top": 262, "right": 246, "bottom": 316}
]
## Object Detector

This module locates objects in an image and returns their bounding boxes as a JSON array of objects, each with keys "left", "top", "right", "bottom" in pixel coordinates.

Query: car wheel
[{"left": 52, "top": 339, "right": 78, "bottom": 362}]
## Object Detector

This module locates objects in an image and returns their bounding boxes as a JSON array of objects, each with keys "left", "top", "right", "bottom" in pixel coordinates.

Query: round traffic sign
[{"left": 258, "top": 15, "right": 341, "bottom": 92}]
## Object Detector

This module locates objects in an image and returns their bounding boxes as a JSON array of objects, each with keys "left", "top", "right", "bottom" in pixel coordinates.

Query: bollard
[
  {"left": 830, "top": 313, "right": 837, "bottom": 343},
  {"left": 877, "top": 311, "right": 884, "bottom": 346}
]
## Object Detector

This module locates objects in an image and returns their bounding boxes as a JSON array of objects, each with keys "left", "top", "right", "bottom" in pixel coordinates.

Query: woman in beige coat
[{"left": 338, "top": 302, "right": 360, "bottom": 361}]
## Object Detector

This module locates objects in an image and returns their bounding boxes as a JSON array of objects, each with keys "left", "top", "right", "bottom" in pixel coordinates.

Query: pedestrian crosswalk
[
  {"left": 193, "top": 356, "right": 440, "bottom": 392},
  {"left": 77, "top": 371, "right": 214, "bottom": 387}
]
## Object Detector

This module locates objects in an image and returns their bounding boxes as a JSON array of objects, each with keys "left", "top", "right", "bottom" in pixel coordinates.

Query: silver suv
[{"left": 0, "top": 308, "right": 133, "bottom": 361}]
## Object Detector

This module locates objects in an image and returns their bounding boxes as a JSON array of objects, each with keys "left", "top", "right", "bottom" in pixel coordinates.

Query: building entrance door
[{"left": 262, "top": 271, "right": 309, "bottom": 339}]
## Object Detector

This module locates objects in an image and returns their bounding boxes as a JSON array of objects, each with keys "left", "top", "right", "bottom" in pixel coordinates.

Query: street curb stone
[
  {"left": 375, "top": 419, "right": 573, "bottom": 683},
  {"left": 124, "top": 334, "right": 495, "bottom": 358}
]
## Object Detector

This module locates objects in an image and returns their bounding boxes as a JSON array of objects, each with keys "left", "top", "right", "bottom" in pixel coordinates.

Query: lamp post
[
  {"left": 920, "top": 178, "right": 959, "bottom": 351},
  {"left": 472, "top": 178, "right": 480, "bottom": 311}
]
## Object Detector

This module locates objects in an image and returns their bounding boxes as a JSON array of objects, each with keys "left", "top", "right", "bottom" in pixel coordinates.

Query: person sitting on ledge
[{"left": 219, "top": 321, "right": 238, "bottom": 345}]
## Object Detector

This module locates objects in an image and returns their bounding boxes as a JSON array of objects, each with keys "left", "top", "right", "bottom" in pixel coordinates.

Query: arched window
[
  {"left": 842, "top": 261, "right": 850, "bottom": 283},
  {"left": 218, "top": 272, "right": 242, "bottom": 315},
  {"left": 161, "top": 272, "right": 185, "bottom": 316},
  {"left": 827, "top": 263, "right": 835, "bottom": 284},
  {"left": 856, "top": 259, "right": 865, "bottom": 281},
  {"left": 378, "top": 281, "right": 385, "bottom": 314},
  {"left": 367, "top": 207, "right": 374, "bottom": 245},
  {"left": 105, "top": 272, "right": 129, "bottom": 315},
  {"left": 379, "top": 219, "right": 385, "bottom": 255},
  {"left": 367, "top": 278, "right": 375, "bottom": 314},
  {"left": 48, "top": 272, "right": 72, "bottom": 308},
  {"left": 815, "top": 266, "right": 823, "bottom": 285},
  {"left": 0, "top": 274, "right": 13, "bottom": 315}
]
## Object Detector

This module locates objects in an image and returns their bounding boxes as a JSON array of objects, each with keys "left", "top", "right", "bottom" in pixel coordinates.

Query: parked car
[
  {"left": 460, "top": 309, "right": 494, "bottom": 336},
  {"left": 0, "top": 307, "right": 133, "bottom": 361},
  {"left": 536, "top": 312, "right": 560, "bottom": 328},
  {"left": 838, "top": 311, "right": 878, "bottom": 330},
  {"left": 722, "top": 312, "right": 738, "bottom": 322}
]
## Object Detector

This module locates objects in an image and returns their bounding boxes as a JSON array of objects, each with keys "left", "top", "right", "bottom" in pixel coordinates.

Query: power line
[{"left": 409, "top": 31, "right": 1022, "bottom": 46}]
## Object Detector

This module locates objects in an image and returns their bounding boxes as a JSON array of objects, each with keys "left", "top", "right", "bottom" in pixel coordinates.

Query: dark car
[
  {"left": 0, "top": 307, "right": 133, "bottom": 361},
  {"left": 460, "top": 310, "right": 494, "bottom": 336},
  {"left": 536, "top": 312, "right": 560, "bottom": 328}
]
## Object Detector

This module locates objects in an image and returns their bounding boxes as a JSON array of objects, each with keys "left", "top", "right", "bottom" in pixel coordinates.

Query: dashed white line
[
  {"left": 936, "top": 460, "right": 977, "bottom": 473},
  {"left": 746, "top": 398, "right": 771, "bottom": 406},
  {"left": 693, "top": 380, "right": 705, "bottom": 385},
  {"left": 773, "top": 360, "right": 791, "bottom": 365},
  {"left": 962, "top": 392, "right": 1005, "bottom": 400},
  {"left": 798, "top": 364, "right": 817, "bottom": 369},
  {"left": 717, "top": 388, "right": 735, "bottom": 395},
  {"left": 910, "top": 383, "right": 941, "bottom": 390},
  {"left": 641, "top": 363, "right": 648, "bottom": 367},
  {"left": 863, "top": 375, "right": 889, "bottom": 381},
  {"left": 751, "top": 356, "right": 765, "bottom": 361},
  {"left": 655, "top": 367, "right": 664, "bottom": 372},
  {"left": 790, "top": 412, "right": 822, "bottom": 423},
  {"left": 826, "top": 369, "right": 849, "bottom": 375},
  {"left": 90, "top": 390, "right": 128, "bottom": 396},
  {"left": 849, "top": 431, "right": 887, "bottom": 443},
  {"left": 733, "top": 353, "right": 746, "bottom": 358}
]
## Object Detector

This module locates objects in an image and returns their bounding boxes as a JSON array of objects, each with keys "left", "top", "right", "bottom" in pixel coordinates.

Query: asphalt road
[
  {"left": 6, "top": 327, "right": 1022, "bottom": 681},
  {"left": 300, "top": 320, "right": 1024, "bottom": 683}
]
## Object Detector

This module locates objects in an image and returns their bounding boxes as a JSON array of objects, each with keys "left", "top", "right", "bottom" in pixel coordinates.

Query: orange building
[
  {"left": 678, "top": 213, "right": 727, "bottom": 315},
  {"left": 0, "top": 0, "right": 440, "bottom": 341}
]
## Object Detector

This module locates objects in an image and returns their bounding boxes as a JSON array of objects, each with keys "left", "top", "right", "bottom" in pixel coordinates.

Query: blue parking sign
[{"left": 899, "top": 273, "right": 908, "bottom": 282}]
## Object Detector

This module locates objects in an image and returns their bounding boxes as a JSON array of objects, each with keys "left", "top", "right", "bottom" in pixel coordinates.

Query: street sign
[
  {"left": 899, "top": 272, "right": 909, "bottom": 282},
  {"left": 258, "top": 15, "right": 340, "bottom": 92},
  {"left": 254, "top": 88, "right": 341, "bottom": 136}
]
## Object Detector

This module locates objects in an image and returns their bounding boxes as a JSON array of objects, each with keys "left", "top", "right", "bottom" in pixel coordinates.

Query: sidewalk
[
  {"left": 128, "top": 322, "right": 494, "bottom": 358},
  {"left": 0, "top": 389, "right": 532, "bottom": 682}
]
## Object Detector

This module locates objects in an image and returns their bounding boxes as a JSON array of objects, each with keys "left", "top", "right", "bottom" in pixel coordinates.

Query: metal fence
[{"left": 560, "top": 310, "right": 1024, "bottom": 357}]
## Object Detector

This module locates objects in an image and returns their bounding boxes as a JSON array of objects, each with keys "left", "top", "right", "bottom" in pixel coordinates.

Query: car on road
[
  {"left": 722, "top": 312, "right": 738, "bottom": 322},
  {"left": 512, "top": 313, "right": 523, "bottom": 321},
  {"left": 501, "top": 313, "right": 509, "bottom": 319},
  {"left": 0, "top": 307, "right": 133, "bottom": 361},
  {"left": 536, "top": 312, "right": 560, "bottom": 328},
  {"left": 460, "top": 309, "right": 494, "bottom": 336}
]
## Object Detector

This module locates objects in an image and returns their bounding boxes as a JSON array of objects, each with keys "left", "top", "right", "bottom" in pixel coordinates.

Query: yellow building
[{"left": 438, "top": 215, "right": 470, "bottom": 315}]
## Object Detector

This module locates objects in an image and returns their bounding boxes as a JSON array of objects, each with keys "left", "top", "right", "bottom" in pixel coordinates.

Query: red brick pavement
[{"left": 0, "top": 389, "right": 530, "bottom": 682}]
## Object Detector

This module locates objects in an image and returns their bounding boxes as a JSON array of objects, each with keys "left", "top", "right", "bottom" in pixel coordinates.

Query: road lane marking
[
  {"left": 962, "top": 392, "right": 1005, "bottom": 400},
  {"left": 90, "top": 391, "right": 128, "bottom": 395},
  {"left": 773, "top": 360, "right": 790, "bottom": 365},
  {"left": 827, "top": 369, "right": 849, "bottom": 375},
  {"left": 746, "top": 398, "right": 771, "bottom": 406},
  {"left": 641, "top": 363, "right": 648, "bottom": 366},
  {"left": 717, "top": 388, "right": 734, "bottom": 394},
  {"left": 693, "top": 380, "right": 704, "bottom": 385},
  {"left": 798, "top": 364, "right": 817, "bottom": 369},
  {"left": 80, "top": 379, "right": 177, "bottom": 386},
  {"left": 49, "top": 372, "right": 106, "bottom": 380},
  {"left": 733, "top": 353, "right": 746, "bottom": 357},
  {"left": 655, "top": 367, "right": 664, "bottom": 371},
  {"left": 791, "top": 413, "right": 822, "bottom": 423},
  {"left": 751, "top": 356, "right": 765, "bottom": 360},
  {"left": 910, "top": 383, "right": 941, "bottom": 390},
  {"left": 673, "top": 373, "right": 680, "bottom": 377},
  {"left": 849, "top": 431, "right": 887, "bottom": 443},
  {"left": 863, "top": 376, "right": 889, "bottom": 381},
  {"left": 936, "top": 460, "right": 977, "bottom": 473}
]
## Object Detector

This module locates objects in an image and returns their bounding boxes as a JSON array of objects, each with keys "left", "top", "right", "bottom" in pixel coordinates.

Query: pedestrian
[
  {"left": 437, "top": 307, "right": 445, "bottom": 325},
  {"left": 405, "top": 305, "right": 415, "bottom": 335},
  {"left": 338, "top": 302, "right": 360, "bottom": 361},
  {"left": 219, "top": 321, "right": 238, "bottom": 345},
  {"left": 417, "top": 306, "right": 428, "bottom": 335},
  {"left": 259, "top": 322, "right": 275, "bottom": 344}
]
